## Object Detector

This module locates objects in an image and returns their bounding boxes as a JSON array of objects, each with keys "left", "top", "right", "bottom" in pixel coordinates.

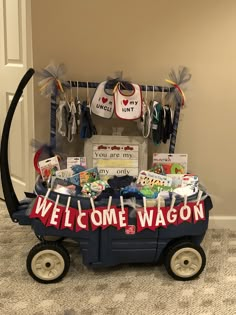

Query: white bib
[
  {"left": 114, "top": 83, "right": 142, "bottom": 120},
  {"left": 91, "top": 81, "right": 114, "bottom": 119}
]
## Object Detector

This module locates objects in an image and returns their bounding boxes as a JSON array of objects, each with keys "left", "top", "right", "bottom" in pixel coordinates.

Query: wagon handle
[{"left": 0, "top": 68, "right": 35, "bottom": 220}]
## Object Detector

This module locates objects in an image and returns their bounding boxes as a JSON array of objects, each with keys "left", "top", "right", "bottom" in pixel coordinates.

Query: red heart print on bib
[{"left": 102, "top": 97, "right": 108, "bottom": 104}]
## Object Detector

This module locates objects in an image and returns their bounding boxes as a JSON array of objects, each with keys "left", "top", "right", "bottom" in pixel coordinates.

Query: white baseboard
[{"left": 209, "top": 216, "right": 236, "bottom": 230}]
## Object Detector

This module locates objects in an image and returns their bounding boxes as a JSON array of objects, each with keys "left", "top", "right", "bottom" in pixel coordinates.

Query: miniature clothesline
[
  {"left": 67, "top": 80, "right": 175, "bottom": 93},
  {"left": 50, "top": 80, "right": 181, "bottom": 154}
]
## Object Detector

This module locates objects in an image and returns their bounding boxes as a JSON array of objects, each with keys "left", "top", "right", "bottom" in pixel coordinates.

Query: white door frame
[{"left": 0, "top": 0, "right": 35, "bottom": 199}]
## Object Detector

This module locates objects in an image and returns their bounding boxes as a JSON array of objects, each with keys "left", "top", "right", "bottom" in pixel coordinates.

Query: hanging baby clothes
[
  {"left": 114, "top": 83, "right": 142, "bottom": 120},
  {"left": 141, "top": 100, "right": 151, "bottom": 138},
  {"left": 56, "top": 99, "right": 80, "bottom": 142},
  {"left": 162, "top": 105, "right": 173, "bottom": 143},
  {"left": 152, "top": 101, "right": 164, "bottom": 145},
  {"left": 91, "top": 81, "right": 114, "bottom": 118},
  {"left": 67, "top": 100, "right": 77, "bottom": 142},
  {"left": 75, "top": 96, "right": 81, "bottom": 131},
  {"left": 57, "top": 100, "right": 67, "bottom": 137},
  {"left": 80, "top": 101, "right": 97, "bottom": 139}
]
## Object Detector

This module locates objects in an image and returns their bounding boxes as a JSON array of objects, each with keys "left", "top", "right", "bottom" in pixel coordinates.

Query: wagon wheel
[
  {"left": 26, "top": 242, "right": 70, "bottom": 284},
  {"left": 164, "top": 242, "right": 206, "bottom": 281}
]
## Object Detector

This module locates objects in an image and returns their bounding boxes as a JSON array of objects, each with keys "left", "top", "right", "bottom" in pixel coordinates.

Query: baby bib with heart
[
  {"left": 114, "top": 83, "right": 142, "bottom": 120},
  {"left": 91, "top": 81, "right": 114, "bottom": 118}
]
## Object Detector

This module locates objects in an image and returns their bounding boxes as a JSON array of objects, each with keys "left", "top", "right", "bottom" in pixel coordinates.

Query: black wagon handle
[{"left": 0, "top": 68, "right": 35, "bottom": 219}]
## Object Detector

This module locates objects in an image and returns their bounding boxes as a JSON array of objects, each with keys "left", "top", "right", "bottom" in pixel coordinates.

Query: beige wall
[{"left": 31, "top": 0, "right": 236, "bottom": 217}]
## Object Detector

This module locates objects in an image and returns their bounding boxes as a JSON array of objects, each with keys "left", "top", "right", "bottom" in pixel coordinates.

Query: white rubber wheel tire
[
  {"left": 164, "top": 242, "right": 206, "bottom": 281},
  {"left": 26, "top": 242, "right": 70, "bottom": 284}
]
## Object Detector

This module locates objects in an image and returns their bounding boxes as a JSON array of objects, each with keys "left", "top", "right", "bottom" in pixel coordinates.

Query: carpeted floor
[{"left": 0, "top": 201, "right": 236, "bottom": 315}]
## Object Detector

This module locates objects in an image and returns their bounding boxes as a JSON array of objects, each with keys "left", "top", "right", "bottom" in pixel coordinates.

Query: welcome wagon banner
[{"left": 29, "top": 192, "right": 206, "bottom": 233}]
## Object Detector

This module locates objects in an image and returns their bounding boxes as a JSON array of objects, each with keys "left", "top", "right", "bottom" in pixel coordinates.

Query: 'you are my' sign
[
  {"left": 93, "top": 144, "right": 139, "bottom": 177},
  {"left": 84, "top": 136, "right": 148, "bottom": 178}
]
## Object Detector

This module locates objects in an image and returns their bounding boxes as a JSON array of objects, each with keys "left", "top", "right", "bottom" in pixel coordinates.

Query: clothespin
[
  {"left": 66, "top": 196, "right": 71, "bottom": 211},
  {"left": 196, "top": 190, "right": 203, "bottom": 206},
  {"left": 184, "top": 195, "right": 187, "bottom": 207},
  {"left": 157, "top": 196, "right": 161, "bottom": 211},
  {"left": 54, "top": 194, "right": 60, "bottom": 209},
  {"left": 77, "top": 200, "right": 82, "bottom": 215},
  {"left": 120, "top": 196, "right": 125, "bottom": 213},
  {"left": 143, "top": 196, "right": 147, "bottom": 213},
  {"left": 170, "top": 195, "right": 176, "bottom": 210},
  {"left": 90, "top": 197, "right": 96, "bottom": 212},
  {"left": 107, "top": 196, "right": 112, "bottom": 212}
]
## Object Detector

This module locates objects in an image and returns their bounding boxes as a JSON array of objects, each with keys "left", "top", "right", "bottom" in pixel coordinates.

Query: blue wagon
[{"left": 0, "top": 69, "right": 213, "bottom": 284}]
